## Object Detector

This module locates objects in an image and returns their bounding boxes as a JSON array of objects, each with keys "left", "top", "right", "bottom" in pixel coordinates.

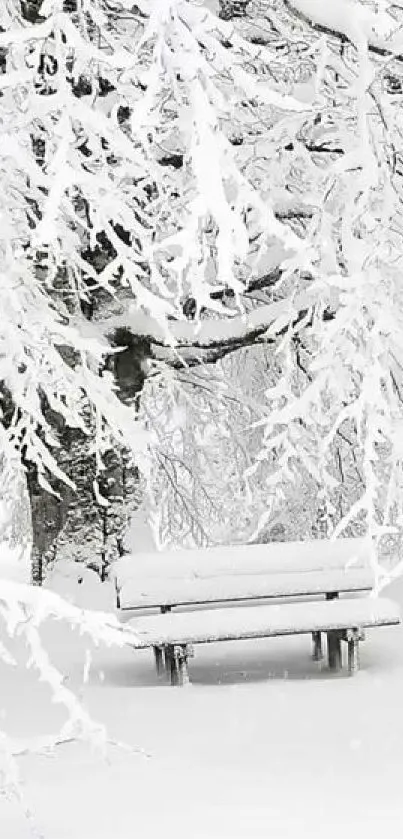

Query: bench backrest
[{"left": 114, "top": 537, "right": 374, "bottom": 611}]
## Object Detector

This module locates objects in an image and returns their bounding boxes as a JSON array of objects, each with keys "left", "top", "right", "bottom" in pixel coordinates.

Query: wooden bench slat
[
  {"left": 114, "top": 537, "right": 369, "bottom": 584},
  {"left": 128, "top": 597, "right": 401, "bottom": 648},
  {"left": 118, "top": 568, "right": 374, "bottom": 611}
]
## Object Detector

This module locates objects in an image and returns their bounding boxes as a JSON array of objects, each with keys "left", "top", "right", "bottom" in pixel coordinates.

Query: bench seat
[{"left": 129, "top": 596, "right": 400, "bottom": 648}]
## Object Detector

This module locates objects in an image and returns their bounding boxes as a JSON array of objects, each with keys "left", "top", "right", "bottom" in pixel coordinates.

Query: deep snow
[{"left": 1, "top": 570, "right": 403, "bottom": 839}]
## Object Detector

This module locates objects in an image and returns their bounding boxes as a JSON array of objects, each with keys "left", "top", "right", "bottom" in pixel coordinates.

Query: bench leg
[
  {"left": 347, "top": 637, "right": 359, "bottom": 675},
  {"left": 153, "top": 646, "right": 165, "bottom": 677},
  {"left": 345, "top": 629, "right": 364, "bottom": 675},
  {"left": 163, "top": 645, "right": 171, "bottom": 673},
  {"left": 312, "top": 632, "right": 323, "bottom": 661},
  {"left": 164, "top": 645, "right": 177, "bottom": 684},
  {"left": 175, "top": 645, "right": 190, "bottom": 687},
  {"left": 163, "top": 645, "right": 184, "bottom": 686},
  {"left": 327, "top": 631, "right": 342, "bottom": 672},
  {"left": 171, "top": 650, "right": 180, "bottom": 686},
  {"left": 164, "top": 645, "right": 193, "bottom": 686}
]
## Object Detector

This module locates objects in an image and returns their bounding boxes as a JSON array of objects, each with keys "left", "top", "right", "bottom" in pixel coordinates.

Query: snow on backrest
[
  {"left": 113, "top": 537, "right": 371, "bottom": 587},
  {"left": 117, "top": 567, "right": 375, "bottom": 611}
]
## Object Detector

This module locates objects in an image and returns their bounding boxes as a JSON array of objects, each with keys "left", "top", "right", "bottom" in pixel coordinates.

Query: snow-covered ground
[{"left": 1, "top": 572, "right": 403, "bottom": 839}]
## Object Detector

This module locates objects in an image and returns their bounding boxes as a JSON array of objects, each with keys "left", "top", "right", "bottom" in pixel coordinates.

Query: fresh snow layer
[
  {"left": 2, "top": 573, "right": 403, "bottom": 839},
  {"left": 129, "top": 596, "right": 400, "bottom": 647}
]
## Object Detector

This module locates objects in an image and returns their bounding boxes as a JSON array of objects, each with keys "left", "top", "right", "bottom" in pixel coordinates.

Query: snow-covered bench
[{"left": 113, "top": 538, "right": 401, "bottom": 685}]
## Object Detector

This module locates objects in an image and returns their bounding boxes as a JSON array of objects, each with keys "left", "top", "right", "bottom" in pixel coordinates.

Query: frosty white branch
[
  {"left": 284, "top": 0, "right": 403, "bottom": 60},
  {"left": 100, "top": 280, "right": 334, "bottom": 367}
]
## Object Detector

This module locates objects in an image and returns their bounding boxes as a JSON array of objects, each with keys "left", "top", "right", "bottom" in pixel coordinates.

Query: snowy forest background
[{"left": 3, "top": 0, "right": 403, "bottom": 814}]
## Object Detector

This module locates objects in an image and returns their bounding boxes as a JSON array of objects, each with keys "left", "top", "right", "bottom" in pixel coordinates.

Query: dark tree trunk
[{"left": 24, "top": 335, "right": 149, "bottom": 584}]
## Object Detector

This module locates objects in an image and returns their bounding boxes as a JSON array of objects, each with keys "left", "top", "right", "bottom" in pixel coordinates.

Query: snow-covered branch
[
  {"left": 100, "top": 281, "right": 335, "bottom": 367},
  {"left": 284, "top": 0, "right": 403, "bottom": 58}
]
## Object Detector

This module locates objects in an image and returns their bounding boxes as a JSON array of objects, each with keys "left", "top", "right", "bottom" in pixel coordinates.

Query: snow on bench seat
[
  {"left": 117, "top": 567, "right": 374, "bottom": 611},
  {"left": 129, "top": 596, "right": 401, "bottom": 648}
]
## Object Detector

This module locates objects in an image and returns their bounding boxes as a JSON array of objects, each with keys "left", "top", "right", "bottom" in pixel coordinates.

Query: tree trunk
[{"left": 25, "top": 335, "right": 149, "bottom": 583}]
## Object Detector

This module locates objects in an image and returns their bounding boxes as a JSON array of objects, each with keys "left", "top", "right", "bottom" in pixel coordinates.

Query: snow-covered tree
[
  {"left": 3, "top": 0, "right": 403, "bottom": 813},
  {"left": 0, "top": 0, "right": 310, "bottom": 576},
  {"left": 2, "top": 0, "right": 403, "bottom": 569},
  {"left": 132, "top": 0, "right": 403, "bottom": 577}
]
